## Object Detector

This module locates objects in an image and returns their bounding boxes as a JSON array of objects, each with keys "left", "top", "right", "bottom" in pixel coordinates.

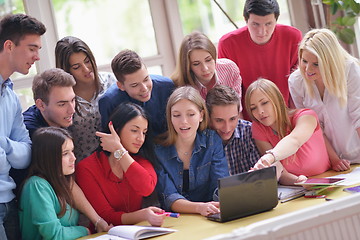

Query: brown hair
[
  {"left": 171, "top": 31, "right": 217, "bottom": 87},
  {"left": 158, "top": 86, "right": 208, "bottom": 146},
  {"left": 245, "top": 78, "right": 291, "bottom": 139},
  {"left": 32, "top": 68, "right": 76, "bottom": 104},
  {"left": 55, "top": 36, "right": 101, "bottom": 98},
  {"left": 28, "top": 127, "right": 75, "bottom": 217},
  {"left": 111, "top": 49, "right": 144, "bottom": 83},
  {"left": 0, "top": 13, "right": 46, "bottom": 52},
  {"left": 206, "top": 85, "right": 241, "bottom": 116}
]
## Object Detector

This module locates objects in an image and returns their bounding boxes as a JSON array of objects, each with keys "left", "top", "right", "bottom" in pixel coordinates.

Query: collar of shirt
[
  {"left": 224, "top": 119, "right": 244, "bottom": 147},
  {"left": 195, "top": 71, "right": 218, "bottom": 90},
  {"left": 164, "top": 131, "right": 207, "bottom": 160}
]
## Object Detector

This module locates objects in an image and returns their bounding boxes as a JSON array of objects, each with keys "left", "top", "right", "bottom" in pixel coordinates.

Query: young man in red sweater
[{"left": 218, "top": 0, "right": 302, "bottom": 120}]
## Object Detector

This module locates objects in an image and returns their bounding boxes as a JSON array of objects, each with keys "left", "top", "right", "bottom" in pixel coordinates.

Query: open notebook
[{"left": 89, "top": 225, "right": 177, "bottom": 240}]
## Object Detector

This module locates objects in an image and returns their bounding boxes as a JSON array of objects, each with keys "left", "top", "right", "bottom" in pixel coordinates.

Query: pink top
[
  {"left": 197, "top": 58, "right": 242, "bottom": 111},
  {"left": 252, "top": 109, "right": 330, "bottom": 177}
]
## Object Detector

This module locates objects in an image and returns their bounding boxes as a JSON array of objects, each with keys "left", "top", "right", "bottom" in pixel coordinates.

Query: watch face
[{"left": 114, "top": 150, "right": 120, "bottom": 159}]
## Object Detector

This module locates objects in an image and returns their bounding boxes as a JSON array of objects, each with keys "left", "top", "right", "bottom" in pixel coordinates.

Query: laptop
[{"left": 207, "top": 166, "right": 278, "bottom": 222}]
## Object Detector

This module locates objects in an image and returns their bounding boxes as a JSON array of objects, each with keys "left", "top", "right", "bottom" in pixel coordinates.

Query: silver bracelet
[
  {"left": 95, "top": 217, "right": 102, "bottom": 230},
  {"left": 114, "top": 148, "right": 128, "bottom": 161},
  {"left": 265, "top": 149, "right": 277, "bottom": 163}
]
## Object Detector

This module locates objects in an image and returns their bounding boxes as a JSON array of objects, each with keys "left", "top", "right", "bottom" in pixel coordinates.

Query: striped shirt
[
  {"left": 198, "top": 58, "right": 243, "bottom": 111},
  {"left": 224, "top": 119, "right": 260, "bottom": 175}
]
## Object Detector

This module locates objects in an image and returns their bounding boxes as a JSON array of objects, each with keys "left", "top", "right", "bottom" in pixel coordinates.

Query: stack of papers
[
  {"left": 277, "top": 185, "right": 307, "bottom": 201},
  {"left": 330, "top": 167, "right": 360, "bottom": 186}
]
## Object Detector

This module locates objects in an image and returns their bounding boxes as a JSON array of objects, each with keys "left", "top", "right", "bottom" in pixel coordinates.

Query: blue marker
[{"left": 156, "top": 212, "right": 180, "bottom": 218}]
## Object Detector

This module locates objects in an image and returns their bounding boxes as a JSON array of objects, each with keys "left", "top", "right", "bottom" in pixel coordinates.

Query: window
[
  {"left": 17, "top": 0, "right": 177, "bottom": 110},
  {"left": 53, "top": 0, "right": 158, "bottom": 68}
]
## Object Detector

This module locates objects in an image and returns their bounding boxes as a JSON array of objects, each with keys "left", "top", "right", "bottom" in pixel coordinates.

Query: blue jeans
[{"left": 0, "top": 199, "right": 20, "bottom": 240}]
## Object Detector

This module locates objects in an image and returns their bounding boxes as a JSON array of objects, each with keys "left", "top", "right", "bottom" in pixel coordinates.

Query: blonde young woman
[
  {"left": 245, "top": 79, "right": 330, "bottom": 184},
  {"left": 171, "top": 32, "right": 242, "bottom": 108},
  {"left": 289, "top": 28, "right": 360, "bottom": 171},
  {"left": 155, "top": 86, "right": 229, "bottom": 216}
]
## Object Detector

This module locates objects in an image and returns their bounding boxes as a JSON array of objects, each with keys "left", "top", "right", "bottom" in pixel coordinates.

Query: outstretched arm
[{"left": 254, "top": 114, "right": 317, "bottom": 167}]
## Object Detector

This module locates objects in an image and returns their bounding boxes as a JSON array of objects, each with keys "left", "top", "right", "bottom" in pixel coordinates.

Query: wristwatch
[
  {"left": 114, "top": 148, "right": 128, "bottom": 160},
  {"left": 265, "top": 149, "right": 278, "bottom": 163}
]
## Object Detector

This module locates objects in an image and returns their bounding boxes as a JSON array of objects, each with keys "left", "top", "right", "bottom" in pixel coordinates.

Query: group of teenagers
[{"left": 1, "top": 0, "right": 360, "bottom": 239}]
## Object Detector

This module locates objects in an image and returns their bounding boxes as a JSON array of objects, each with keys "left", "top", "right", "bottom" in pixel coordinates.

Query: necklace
[
  {"left": 178, "top": 150, "right": 191, "bottom": 156},
  {"left": 271, "top": 128, "right": 278, "bottom": 136},
  {"left": 175, "top": 142, "right": 194, "bottom": 160}
]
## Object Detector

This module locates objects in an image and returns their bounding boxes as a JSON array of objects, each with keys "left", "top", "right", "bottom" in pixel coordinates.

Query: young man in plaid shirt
[{"left": 206, "top": 85, "right": 260, "bottom": 175}]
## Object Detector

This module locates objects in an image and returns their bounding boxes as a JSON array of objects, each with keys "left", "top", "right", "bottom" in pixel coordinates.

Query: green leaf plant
[{"left": 322, "top": 0, "right": 360, "bottom": 44}]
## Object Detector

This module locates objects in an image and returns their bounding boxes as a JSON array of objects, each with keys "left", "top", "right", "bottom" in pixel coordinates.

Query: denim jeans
[{"left": 0, "top": 199, "right": 20, "bottom": 240}]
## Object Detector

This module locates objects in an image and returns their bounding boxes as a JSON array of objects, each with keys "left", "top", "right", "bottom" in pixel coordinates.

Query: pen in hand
[{"left": 156, "top": 212, "right": 180, "bottom": 218}]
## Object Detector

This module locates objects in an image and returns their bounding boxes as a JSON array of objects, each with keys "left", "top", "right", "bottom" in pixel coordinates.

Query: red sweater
[
  {"left": 75, "top": 152, "right": 157, "bottom": 226},
  {"left": 218, "top": 24, "right": 302, "bottom": 120}
]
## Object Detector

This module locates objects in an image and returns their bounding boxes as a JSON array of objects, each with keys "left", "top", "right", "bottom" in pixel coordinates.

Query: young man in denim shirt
[
  {"left": 0, "top": 13, "right": 46, "bottom": 240},
  {"left": 206, "top": 85, "right": 260, "bottom": 175},
  {"left": 99, "top": 49, "right": 175, "bottom": 136}
]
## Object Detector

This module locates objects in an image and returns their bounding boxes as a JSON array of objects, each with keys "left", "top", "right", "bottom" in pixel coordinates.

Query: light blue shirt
[{"left": 0, "top": 75, "right": 31, "bottom": 203}]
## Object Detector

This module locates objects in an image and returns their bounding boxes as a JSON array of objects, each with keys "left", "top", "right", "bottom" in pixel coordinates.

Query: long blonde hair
[
  {"left": 245, "top": 78, "right": 291, "bottom": 139},
  {"left": 299, "top": 28, "right": 357, "bottom": 106},
  {"left": 158, "top": 86, "right": 209, "bottom": 146},
  {"left": 171, "top": 31, "right": 217, "bottom": 87}
]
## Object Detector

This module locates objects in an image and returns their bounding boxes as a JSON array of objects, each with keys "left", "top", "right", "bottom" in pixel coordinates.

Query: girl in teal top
[{"left": 19, "top": 127, "right": 89, "bottom": 240}]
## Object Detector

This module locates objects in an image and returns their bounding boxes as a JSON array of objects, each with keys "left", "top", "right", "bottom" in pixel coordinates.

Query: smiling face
[
  {"left": 300, "top": 49, "right": 322, "bottom": 83},
  {"left": 210, "top": 104, "right": 239, "bottom": 142},
  {"left": 171, "top": 99, "right": 204, "bottom": 140},
  {"left": 8, "top": 34, "right": 42, "bottom": 75},
  {"left": 189, "top": 49, "right": 216, "bottom": 86},
  {"left": 69, "top": 52, "right": 95, "bottom": 84},
  {"left": 117, "top": 64, "right": 153, "bottom": 102},
  {"left": 119, "top": 115, "right": 148, "bottom": 154},
  {"left": 37, "top": 86, "right": 76, "bottom": 128},
  {"left": 61, "top": 138, "right": 76, "bottom": 175},
  {"left": 247, "top": 14, "right": 276, "bottom": 45},
  {"left": 249, "top": 89, "right": 276, "bottom": 129}
]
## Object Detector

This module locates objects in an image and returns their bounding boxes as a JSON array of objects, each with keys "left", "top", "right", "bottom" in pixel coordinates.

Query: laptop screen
[{"left": 210, "top": 166, "right": 278, "bottom": 222}]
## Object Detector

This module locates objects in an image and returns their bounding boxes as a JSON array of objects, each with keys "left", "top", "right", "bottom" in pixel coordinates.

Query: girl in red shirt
[{"left": 76, "top": 103, "right": 166, "bottom": 229}]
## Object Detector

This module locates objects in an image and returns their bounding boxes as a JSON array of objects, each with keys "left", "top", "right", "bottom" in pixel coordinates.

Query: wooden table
[{"left": 78, "top": 166, "right": 358, "bottom": 240}]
